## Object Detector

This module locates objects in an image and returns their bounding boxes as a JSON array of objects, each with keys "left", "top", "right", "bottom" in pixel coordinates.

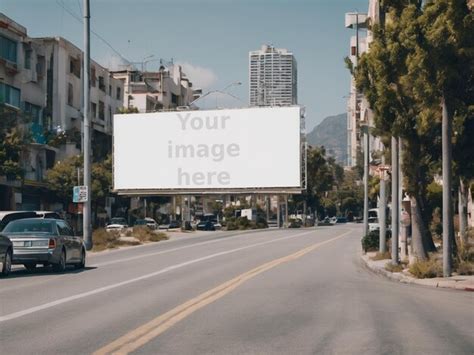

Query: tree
[
  {"left": 0, "top": 108, "right": 31, "bottom": 180},
  {"left": 46, "top": 155, "right": 113, "bottom": 209},
  {"left": 355, "top": 1, "right": 438, "bottom": 260}
]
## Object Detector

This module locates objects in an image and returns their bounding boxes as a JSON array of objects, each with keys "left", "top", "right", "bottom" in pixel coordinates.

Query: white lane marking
[
  {"left": 0, "top": 229, "right": 323, "bottom": 322},
  {"left": 91, "top": 229, "right": 287, "bottom": 268}
]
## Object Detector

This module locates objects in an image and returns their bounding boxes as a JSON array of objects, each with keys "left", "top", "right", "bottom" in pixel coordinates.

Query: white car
[
  {"left": 105, "top": 224, "right": 126, "bottom": 232},
  {"left": 368, "top": 217, "right": 380, "bottom": 232}
]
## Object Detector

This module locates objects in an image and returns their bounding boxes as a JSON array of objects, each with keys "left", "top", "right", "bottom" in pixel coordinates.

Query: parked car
[
  {"left": 212, "top": 220, "right": 222, "bottom": 230},
  {"left": 0, "top": 211, "right": 63, "bottom": 234},
  {"left": 2, "top": 218, "right": 86, "bottom": 272},
  {"left": 0, "top": 233, "right": 13, "bottom": 276},
  {"left": 106, "top": 217, "right": 128, "bottom": 232},
  {"left": 168, "top": 220, "right": 181, "bottom": 229},
  {"left": 336, "top": 217, "right": 348, "bottom": 224},
  {"left": 134, "top": 218, "right": 158, "bottom": 230},
  {"left": 368, "top": 217, "right": 380, "bottom": 232},
  {"left": 196, "top": 220, "right": 215, "bottom": 231}
]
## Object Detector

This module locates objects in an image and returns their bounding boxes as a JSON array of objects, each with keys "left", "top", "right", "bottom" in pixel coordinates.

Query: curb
[{"left": 361, "top": 254, "right": 474, "bottom": 292}]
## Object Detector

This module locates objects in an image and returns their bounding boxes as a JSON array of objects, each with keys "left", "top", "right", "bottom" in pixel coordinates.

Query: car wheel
[
  {"left": 53, "top": 249, "right": 66, "bottom": 272},
  {"left": 1, "top": 249, "right": 12, "bottom": 277},
  {"left": 74, "top": 248, "right": 86, "bottom": 270},
  {"left": 24, "top": 263, "right": 37, "bottom": 272}
]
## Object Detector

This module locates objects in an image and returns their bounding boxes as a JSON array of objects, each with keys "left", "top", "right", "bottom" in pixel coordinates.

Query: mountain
[{"left": 306, "top": 113, "right": 347, "bottom": 165}]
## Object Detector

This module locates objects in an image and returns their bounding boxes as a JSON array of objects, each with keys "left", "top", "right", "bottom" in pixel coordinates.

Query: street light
[
  {"left": 345, "top": 11, "right": 368, "bottom": 237},
  {"left": 189, "top": 81, "right": 243, "bottom": 107}
]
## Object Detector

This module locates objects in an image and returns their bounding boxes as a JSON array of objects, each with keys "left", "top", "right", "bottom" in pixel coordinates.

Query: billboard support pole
[
  {"left": 285, "top": 194, "right": 289, "bottom": 228},
  {"left": 277, "top": 196, "right": 281, "bottom": 228}
]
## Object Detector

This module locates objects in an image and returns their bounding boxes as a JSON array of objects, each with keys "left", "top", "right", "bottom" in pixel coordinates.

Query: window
[
  {"left": 24, "top": 102, "right": 42, "bottom": 123},
  {"left": 98, "top": 76, "right": 105, "bottom": 92},
  {"left": 36, "top": 55, "right": 45, "bottom": 77},
  {"left": 0, "top": 35, "right": 17, "bottom": 63},
  {"left": 99, "top": 101, "right": 105, "bottom": 120},
  {"left": 0, "top": 83, "right": 21, "bottom": 108},
  {"left": 91, "top": 102, "right": 97, "bottom": 119},
  {"left": 24, "top": 47, "right": 32, "bottom": 69},
  {"left": 56, "top": 220, "right": 73, "bottom": 236},
  {"left": 108, "top": 85, "right": 112, "bottom": 96},
  {"left": 68, "top": 83, "right": 74, "bottom": 106},
  {"left": 91, "top": 67, "right": 96, "bottom": 87},
  {"left": 116, "top": 87, "right": 121, "bottom": 100},
  {"left": 108, "top": 105, "right": 112, "bottom": 122},
  {"left": 69, "top": 57, "right": 81, "bottom": 78}
]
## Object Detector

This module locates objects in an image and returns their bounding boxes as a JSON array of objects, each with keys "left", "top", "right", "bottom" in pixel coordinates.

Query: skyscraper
[{"left": 249, "top": 45, "right": 297, "bottom": 107}]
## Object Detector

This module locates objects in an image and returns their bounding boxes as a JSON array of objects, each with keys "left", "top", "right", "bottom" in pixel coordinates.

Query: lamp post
[
  {"left": 345, "top": 11, "right": 368, "bottom": 236},
  {"left": 189, "top": 81, "right": 243, "bottom": 108}
]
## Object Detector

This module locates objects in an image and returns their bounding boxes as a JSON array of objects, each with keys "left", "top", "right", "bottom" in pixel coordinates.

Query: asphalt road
[{"left": 1, "top": 225, "right": 473, "bottom": 355}]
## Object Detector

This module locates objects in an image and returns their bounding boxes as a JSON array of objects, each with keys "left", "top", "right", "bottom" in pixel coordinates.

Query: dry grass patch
[
  {"left": 409, "top": 257, "right": 443, "bottom": 278},
  {"left": 91, "top": 228, "right": 138, "bottom": 251},
  {"left": 132, "top": 226, "right": 168, "bottom": 243},
  {"left": 385, "top": 262, "right": 404, "bottom": 273},
  {"left": 371, "top": 251, "right": 391, "bottom": 261}
]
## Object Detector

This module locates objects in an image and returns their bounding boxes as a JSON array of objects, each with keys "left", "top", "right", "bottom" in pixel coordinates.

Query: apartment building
[
  {"left": 345, "top": 6, "right": 383, "bottom": 168},
  {"left": 249, "top": 45, "right": 297, "bottom": 107},
  {"left": 111, "top": 64, "right": 199, "bottom": 113},
  {"left": 0, "top": 13, "right": 123, "bottom": 210}
]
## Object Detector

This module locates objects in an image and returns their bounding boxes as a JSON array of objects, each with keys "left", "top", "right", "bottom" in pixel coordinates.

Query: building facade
[
  {"left": 111, "top": 64, "right": 200, "bottom": 113},
  {"left": 345, "top": 7, "right": 383, "bottom": 168},
  {"left": 0, "top": 13, "right": 124, "bottom": 210},
  {"left": 249, "top": 45, "right": 297, "bottom": 107}
]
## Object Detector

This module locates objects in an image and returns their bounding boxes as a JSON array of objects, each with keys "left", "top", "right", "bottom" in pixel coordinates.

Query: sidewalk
[{"left": 361, "top": 252, "right": 474, "bottom": 292}]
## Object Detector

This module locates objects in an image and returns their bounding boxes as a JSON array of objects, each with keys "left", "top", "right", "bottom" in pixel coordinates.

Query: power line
[{"left": 56, "top": 0, "right": 131, "bottom": 66}]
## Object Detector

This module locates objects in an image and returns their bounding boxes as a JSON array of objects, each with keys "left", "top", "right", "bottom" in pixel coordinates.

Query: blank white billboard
[{"left": 113, "top": 106, "right": 302, "bottom": 192}]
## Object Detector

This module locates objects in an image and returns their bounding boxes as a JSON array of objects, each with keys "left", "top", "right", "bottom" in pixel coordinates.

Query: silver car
[{"left": 2, "top": 218, "right": 86, "bottom": 272}]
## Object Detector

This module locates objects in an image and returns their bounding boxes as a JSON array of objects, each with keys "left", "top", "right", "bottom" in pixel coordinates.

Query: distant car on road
[
  {"left": 336, "top": 217, "right": 348, "bottom": 224},
  {"left": 106, "top": 217, "right": 128, "bottom": 232},
  {"left": 2, "top": 218, "right": 85, "bottom": 272},
  {"left": 168, "top": 220, "right": 181, "bottom": 229},
  {"left": 134, "top": 218, "right": 158, "bottom": 230},
  {"left": 0, "top": 233, "right": 13, "bottom": 276},
  {"left": 196, "top": 220, "right": 215, "bottom": 231}
]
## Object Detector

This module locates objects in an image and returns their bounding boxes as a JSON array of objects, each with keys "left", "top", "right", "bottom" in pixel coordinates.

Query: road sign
[{"left": 73, "top": 186, "right": 88, "bottom": 203}]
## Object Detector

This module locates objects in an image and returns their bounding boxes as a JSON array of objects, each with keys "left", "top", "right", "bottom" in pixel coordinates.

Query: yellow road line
[{"left": 93, "top": 230, "right": 352, "bottom": 355}]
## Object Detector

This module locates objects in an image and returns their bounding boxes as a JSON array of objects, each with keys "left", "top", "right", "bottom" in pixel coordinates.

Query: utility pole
[
  {"left": 83, "top": 0, "right": 92, "bottom": 250},
  {"left": 391, "top": 137, "right": 399, "bottom": 265},
  {"left": 363, "top": 126, "right": 370, "bottom": 237},
  {"left": 379, "top": 153, "right": 387, "bottom": 253},
  {"left": 442, "top": 98, "right": 453, "bottom": 277}
]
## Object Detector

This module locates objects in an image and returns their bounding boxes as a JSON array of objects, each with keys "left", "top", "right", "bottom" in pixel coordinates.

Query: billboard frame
[{"left": 112, "top": 106, "right": 307, "bottom": 196}]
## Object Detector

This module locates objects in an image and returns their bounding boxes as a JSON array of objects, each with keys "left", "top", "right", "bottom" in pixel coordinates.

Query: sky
[{"left": 2, "top": 0, "right": 368, "bottom": 131}]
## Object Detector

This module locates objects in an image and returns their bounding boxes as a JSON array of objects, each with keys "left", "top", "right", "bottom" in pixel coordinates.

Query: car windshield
[
  {"left": 111, "top": 218, "right": 126, "bottom": 225},
  {"left": 368, "top": 217, "right": 379, "bottom": 223},
  {"left": 3, "top": 219, "right": 56, "bottom": 235}
]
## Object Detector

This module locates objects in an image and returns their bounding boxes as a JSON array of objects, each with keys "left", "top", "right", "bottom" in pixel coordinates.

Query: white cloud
[{"left": 176, "top": 61, "right": 218, "bottom": 89}]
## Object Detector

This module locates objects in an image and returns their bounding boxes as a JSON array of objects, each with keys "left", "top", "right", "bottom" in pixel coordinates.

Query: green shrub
[
  {"left": 409, "top": 258, "right": 442, "bottom": 278},
  {"left": 361, "top": 230, "right": 391, "bottom": 252}
]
